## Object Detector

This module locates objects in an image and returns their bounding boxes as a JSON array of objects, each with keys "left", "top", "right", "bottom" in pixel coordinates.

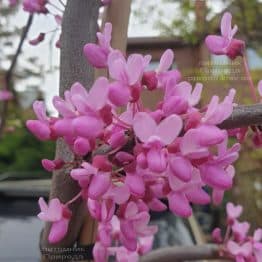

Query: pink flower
[
  {"left": 38, "top": 197, "right": 71, "bottom": 243},
  {"left": 226, "top": 202, "right": 243, "bottom": 223},
  {"left": 41, "top": 159, "right": 64, "bottom": 172},
  {"left": 119, "top": 201, "right": 158, "bottom": 251},
  {"left": 133, "top": 112, "right": 182, "bottom": 172},
  {"left": 26, "top": 101, "right": 52, "bottom": 141},
  {"left": 23, "top": 0, "right": 48, "bottom": 14},
  {"left": 0, "top": 89, "right": 13, "bottom": 101},
  {"left": 232, "top": 221, "right": 250, "bottom": 242},
  {"left": 84, "top": 23, "right": 112, "bottom": 68},
  {"left": 227, "top": 240, "right": 252, "bottom": 260},
  {"left": 133, "top": 112, "right": 182, "bottom": 145},
  {"left": 180, "top": 125, "right": 226, "bottom": 159},
  {"left": 205, "top": 12, "right": 245, "bottom": 59},
  {"left": 156, "top": 49, "right": 181, "bottom": 89},
  {"left": 202, "top": 89, "right": 236, "bottom": 125},
  {"left": 108, "top": 51, "right": 151, "bottom": 106}
]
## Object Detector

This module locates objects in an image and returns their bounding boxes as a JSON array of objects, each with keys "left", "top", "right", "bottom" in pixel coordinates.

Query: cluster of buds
[
  {"left": 212, "top": 203, "right": 262, "bottom": 262},
  {"left": 25, "top": 10, "right": 247, "bottom": 260}
]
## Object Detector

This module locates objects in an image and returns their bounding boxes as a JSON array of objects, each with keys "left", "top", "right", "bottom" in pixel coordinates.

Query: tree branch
[
  {"left": 219, "top": 104, "right": 262, "bottom": 129},
  {"left": 140, "top": 244, "right": 229, "bottom": 262},
  {"left": 0, "top": 14, "right": 33, "bottom": 138}
]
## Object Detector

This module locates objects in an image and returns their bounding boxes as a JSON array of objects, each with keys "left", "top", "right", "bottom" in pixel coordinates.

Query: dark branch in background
[
  {"left": 0, "top": 14, "right": 33, "bottom": 138},
  {"left": 140, "top": 244, "right": 230, "bottom": 262}
]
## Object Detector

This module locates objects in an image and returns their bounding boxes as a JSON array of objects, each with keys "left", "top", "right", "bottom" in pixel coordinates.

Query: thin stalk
[{"left": 243, "top": 55, "right": 258, "bottom": 103}]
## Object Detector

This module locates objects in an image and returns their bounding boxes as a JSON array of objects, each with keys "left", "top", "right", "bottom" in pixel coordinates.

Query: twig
[{"left": 0, "top": 14, "right": 33, "bottom": 138}]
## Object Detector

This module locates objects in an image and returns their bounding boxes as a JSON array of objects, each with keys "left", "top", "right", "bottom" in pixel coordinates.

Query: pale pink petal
[
  {"left": 108, "top": 81, "right": 130, "bottom": 106},
  {"left": 200, "top": 164, "right": 232, "bottom": 190},
  {"left": 48, "top": 219, "right": 69, "bottom": 244},
  {"left": 38, "top": 197, "right": 48, "bottom": 212},
  {"left": 254, "top": 229, "right": 262, "bottom": 242},
  {"left": 168, "top": 192, "right": 192, "bottom": 217},
  {"left": 169, "top": 156, "right": 192, "bottom": 182},
  {"left": 138, "top": 236, "right": 154, "bottom": 255},
  {"left": 189, "top": 83, "right": 203, "bottom": 106},
  {"left": 53, "top": 96, "right": 75, "bottom": 118},
  {"left": 186, "top": 188, "right": 210, "bottom": 205},
  {"left": 93, "top": 242, "right": 108, "bottom": 262},
  {"left": 26, "top": 120, "right": 51, "bottom": 141},
  {"left": 33, "top": 101, "right": 48, "bottom": 121},
  {"left": 88, "top": 173, "right": 111, "bottom": 199},
  {"left": 86, "top": 77, "right": 109, "bottom": 110},
  {"left": 125, "top": 202, "right": 138, "bottom": 219},
  {"left": 205, "top": 35, "right": 228, "bottom": 55},
  {"left": 83, "top": 43, "right": 108, "bottom": 68},
  {"left": 221, "top": 12, "right": 232, "bottom": 38},
  {"left": 158, "top": 49, "right": 174, "bottom": 72},
  {"left": 108, "top": 51, "right": 128, "bottom": 83},
  {"left": 127, "top": 54, "right": 145, "bottom": 85},
  {"left": 258, "top": 80, "right": 262, "bottom": 97},
  {"left": 73, "top": 137, "right": 91, "bottom": 156},
  {"left": 147, "top": 148, "right": 167, "bottom": 173},
  {"left": 156, "top": 114, "right": 182, "bottom": 145},
  {"left": 148, "top": 198, "right": 167, "bottom": 212},
  {"left": 73, "top": 116, "right": 103, "bottom": 139},
  {"left": 226, "top": 202, "right": 243, "bottom": 220},
  {"left": 53, "top": 119, "right": 74, "bottom": 137},
  {"left": 133, "top": 112, "right": 156, "bottom": 143},
  {"left": 126, "top": 174, "right": 145, "bottom": 197},
  {"left": 70, "top": 82, "right": 88, "bottom": 98}
]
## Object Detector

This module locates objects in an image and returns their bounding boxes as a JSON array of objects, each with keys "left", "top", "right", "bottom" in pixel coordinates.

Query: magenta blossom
[
  {"left": 0, "top": 89, "right": 13, "bottom": 101},
  {"left": 213, "top": 202, "right": 262, "bottom": 261},
  {"left": 23, "top": 0, "right": 48, "bottom": 14},
  {"left": 205, "top": 12, "right": 245, "bottom": 59},
  {"left": 84, "top": 23, "right": 112, "bottom": 68},
  {"left": 38, "top": 197, "right": 71, "bottom": 243}
]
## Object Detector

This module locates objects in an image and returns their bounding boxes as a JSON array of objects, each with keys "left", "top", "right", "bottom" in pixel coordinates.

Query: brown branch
[
  {"left": 140, "top": 244, "right": 229, "bottom": 262},
  {"left": 219, "top": 104, "right": 262, "bottom": 129},
  {"left": 0, "top": 14, "right": 33, "bottom": 138}
]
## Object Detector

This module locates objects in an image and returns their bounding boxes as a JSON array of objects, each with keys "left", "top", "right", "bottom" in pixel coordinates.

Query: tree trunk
[{"left": 40, "top": 0, "right": 100, "bottom": 253}]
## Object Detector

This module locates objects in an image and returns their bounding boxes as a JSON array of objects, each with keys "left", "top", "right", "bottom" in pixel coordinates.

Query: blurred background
[{"left": 0, "top": 0, "right": 261, "bottom": 260}]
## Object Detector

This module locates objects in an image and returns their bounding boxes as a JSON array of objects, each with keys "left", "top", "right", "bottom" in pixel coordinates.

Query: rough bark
[{"left": 40, "top": 0, "right": 100, "bottom": 250}]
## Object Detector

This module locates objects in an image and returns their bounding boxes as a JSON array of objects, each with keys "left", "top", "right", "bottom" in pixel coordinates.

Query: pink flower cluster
[
  {"left": 205, "top": 12, "right": 245, "bottom": 60},
  {"left": 0, "top": 89, "right": 13, "bottom": 101},
  {"left": 26, "top": 18, "right": 242, "bottom": 261},
  {"left": 212, "top": 203, "right": 262, "bottom": 262}
]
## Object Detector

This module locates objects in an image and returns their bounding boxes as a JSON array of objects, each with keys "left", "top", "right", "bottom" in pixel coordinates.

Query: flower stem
[
  {"left": 65, "top": 191, "right": 82, "bottom": 206},
  {"left": 243, "top": 55, "right": 258, "bottom": 103}
]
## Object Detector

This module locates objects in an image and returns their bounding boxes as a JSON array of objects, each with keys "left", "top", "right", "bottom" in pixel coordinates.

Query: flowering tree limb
[{"left": 0, "top": 14, "right": 33, "bottom": 138}]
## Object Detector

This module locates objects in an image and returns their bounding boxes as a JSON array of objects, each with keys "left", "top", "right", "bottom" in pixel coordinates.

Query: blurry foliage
[
  {"left": 0, "top": 102, "right": 55, "bottom": 179},
  {"left": 0, "top": 126, "right": 54, "bottom": 178}
]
